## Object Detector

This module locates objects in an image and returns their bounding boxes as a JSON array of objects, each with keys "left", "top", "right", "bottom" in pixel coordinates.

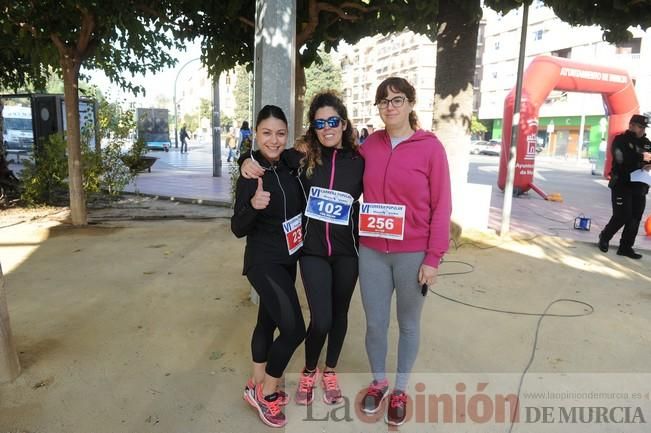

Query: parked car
[{"left": 470, "top": 139, "right": 501, "bottom": 156}]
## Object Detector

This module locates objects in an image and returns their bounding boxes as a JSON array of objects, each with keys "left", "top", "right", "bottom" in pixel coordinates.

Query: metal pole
[
  {"left": 173, "top": 57, "right": 200, "bottom": 149},
  {"left": 500, "top": 2, "right": 529, "bottom": 237},
  {"left": 577, "top": 112, "right": 586, "bottom": 161},
  {"left": 212, "top": 76, "right": 222, "bottom": 177}
]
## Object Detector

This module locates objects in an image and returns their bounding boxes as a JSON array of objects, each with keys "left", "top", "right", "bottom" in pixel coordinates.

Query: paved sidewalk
[
  {"left": 123, "top": 143, "right": 234, "bottom": 206},
  {"left": 124, "top": 146, "right": 651, "bottom": 252}
]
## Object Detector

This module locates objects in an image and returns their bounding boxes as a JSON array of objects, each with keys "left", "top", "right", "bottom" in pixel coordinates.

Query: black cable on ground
[
  {"left": 435, "top": 257, "right": 594, "bottom": 433},
  {"left": 0, "top": 220, "right": 26, "bottom": 230}
]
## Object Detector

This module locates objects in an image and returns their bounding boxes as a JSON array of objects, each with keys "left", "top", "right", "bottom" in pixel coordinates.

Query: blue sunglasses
[{"left": 312, "top": 116, "right": 342, "bottom": 130}]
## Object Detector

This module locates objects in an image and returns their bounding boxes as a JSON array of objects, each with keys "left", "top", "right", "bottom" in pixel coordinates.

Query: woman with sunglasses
[
  {"left": 357, "top": 77, "right": 451, "bottom": 426},
  {"left": 231, "top": 105, "right": 306, "bottom": 428},
  {"left": 240, "top": 92, "right": 364, "bottom": 406}
]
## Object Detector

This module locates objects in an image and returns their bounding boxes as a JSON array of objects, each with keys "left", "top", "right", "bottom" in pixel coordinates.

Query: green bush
[
  {"left": 101, "top": 141, "right": 135, "bottom": 197},
  {"left": 20, "top": 133, "right": 68, "bottom": 205},
  {"left": 20, "top": 100, "right": 144, "bottom": 205}
]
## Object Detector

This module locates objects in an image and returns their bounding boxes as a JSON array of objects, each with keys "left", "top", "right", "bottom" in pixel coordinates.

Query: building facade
[
  {"left": 176, "top": 66, "right": 238, "bottom": 141},
  {"left": 478, "top": 1, "right": 651, "bottom": 161},
  {"left": 337, "top": 30, "right": 437, "bottom": 131}
]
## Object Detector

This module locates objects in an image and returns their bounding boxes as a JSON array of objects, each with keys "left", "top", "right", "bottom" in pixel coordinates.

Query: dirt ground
[{"left": 1, "top": 196, "right": 651, "bottom": 433}]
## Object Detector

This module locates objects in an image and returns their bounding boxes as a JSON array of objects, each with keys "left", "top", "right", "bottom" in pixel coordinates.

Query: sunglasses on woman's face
[{"left": 312, "top": 116, "right": 342, "bottom": 130}]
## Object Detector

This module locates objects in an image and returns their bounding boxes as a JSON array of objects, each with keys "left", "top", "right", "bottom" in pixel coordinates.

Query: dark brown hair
[
  {"left": 302, "top": 91, "right": 356, "bottom": 177},
  {"left": 375, "top": 77, "right": 419, "bottom": 130},
  {"left": 255, "top": 105, "right": 287, "bottom": 130}
]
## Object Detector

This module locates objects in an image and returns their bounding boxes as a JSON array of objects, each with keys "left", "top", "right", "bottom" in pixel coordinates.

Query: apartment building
[
  {"left": 176, "top": 65, "right": 238, "bottom": 140},
  {"left": 478, "top": 1, "right": 651, "bottom": 160},
  {"left": 338, "top": 30, "right": 437, "bottom": 131}
]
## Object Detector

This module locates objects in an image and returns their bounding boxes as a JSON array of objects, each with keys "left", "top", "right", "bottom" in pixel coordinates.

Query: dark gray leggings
[{"left": 359, "top": 245, "right": 426, "bottom": 391}]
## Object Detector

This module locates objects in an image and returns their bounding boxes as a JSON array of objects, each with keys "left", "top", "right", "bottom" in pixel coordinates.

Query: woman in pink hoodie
[{"left": 357, "top": 77, "right": 452, "bottom": 426}]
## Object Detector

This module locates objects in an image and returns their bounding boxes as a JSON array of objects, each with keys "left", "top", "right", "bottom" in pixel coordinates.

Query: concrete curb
[{"left": 121, "top": 191, "right": 232, "bottom": 208}]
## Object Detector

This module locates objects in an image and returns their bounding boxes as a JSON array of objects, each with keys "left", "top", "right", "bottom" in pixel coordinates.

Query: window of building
[
  {"left": 616, "top": 38, "right": 641, "bottom": 55},
  {"left": 552, "top": 48, "right": 571, "bottom": 58},
  {"left": 533, "top": 0, "right": 544, "bottom": 8},
  {"left": 532, "top": 29, "right": 544, "bottom": 41},
  {"left": 494, "top": 41, "right": 500, "bottom": 50}
]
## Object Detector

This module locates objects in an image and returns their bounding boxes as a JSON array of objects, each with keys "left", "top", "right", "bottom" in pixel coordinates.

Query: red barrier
[{"left": 498, "top": 56, "right": 640, "bottom": 196}]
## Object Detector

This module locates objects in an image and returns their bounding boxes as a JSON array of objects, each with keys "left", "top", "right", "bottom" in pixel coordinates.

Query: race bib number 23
[{"left": 283, "top": 213, "right": 303, "bottom": 255}]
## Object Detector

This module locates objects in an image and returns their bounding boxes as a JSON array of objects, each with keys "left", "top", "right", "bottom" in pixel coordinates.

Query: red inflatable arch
[{"left": 498, "top": 55, "right": 640, "bottom": 197}]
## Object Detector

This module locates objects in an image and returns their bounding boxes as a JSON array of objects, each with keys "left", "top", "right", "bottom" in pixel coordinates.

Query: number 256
[{"left": 367, "top": 216, "right": 394, "bottom": 230}]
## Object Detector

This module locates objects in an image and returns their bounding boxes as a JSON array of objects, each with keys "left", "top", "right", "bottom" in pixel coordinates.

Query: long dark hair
[
  {"left": 375, "top": 77, "right": 419, "bottom": 130},
  {"left": 302, "top": 91, "right": 356, "bottom": 177}
]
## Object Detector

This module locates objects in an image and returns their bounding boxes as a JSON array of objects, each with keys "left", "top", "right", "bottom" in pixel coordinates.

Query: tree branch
[
  {"left": 50, "top": 33, "right": 68, "bottom": 56},
  {"left": 297, "top": 0, "right": 320, "bottom": 47},
  {"left": 75, "top": 6, "right": 96, "bottom": 57},
  {"left": 16, "top": 22, "right": 38, "bottom": 37},
  {"left": 297, "top": 0, "right": 378, "bottom": 46},
  {"left": 239, "top": 16, "right": 254, "bottom": 28}
]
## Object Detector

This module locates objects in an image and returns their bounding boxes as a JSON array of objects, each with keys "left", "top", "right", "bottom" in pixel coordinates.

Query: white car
[{"left": 470, "top": 140, "right": 501, "bottom": 156}]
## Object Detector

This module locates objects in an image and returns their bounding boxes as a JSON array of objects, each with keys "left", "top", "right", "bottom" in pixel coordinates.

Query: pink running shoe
[
  {"left": 249, "top": 384, "right": 287, "bottom": 428},
  {"left": 295, "top": 367, "right": 320, "bottom": 405},
  {"left": 244, "top": 377, "right": 290, "bottom": 406},
  {"left": 321, "top": 371, "right": 343, "bottom": 404}
]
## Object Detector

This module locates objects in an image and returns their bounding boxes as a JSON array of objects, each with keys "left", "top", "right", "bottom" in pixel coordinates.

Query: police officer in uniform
[{"left": 598, "top": 114, "right": 651, "bottom": 259}]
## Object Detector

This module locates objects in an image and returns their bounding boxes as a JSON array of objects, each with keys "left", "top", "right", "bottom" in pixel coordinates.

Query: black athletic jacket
[
  {"left": 283, "top": 147, "right": 364, "bottom": 257},
  {"left": 609, "top": 130, "right": 651, "bottom": 194},
  {"left": 231, "top": 150, "right": 304, "bottom": 274}
]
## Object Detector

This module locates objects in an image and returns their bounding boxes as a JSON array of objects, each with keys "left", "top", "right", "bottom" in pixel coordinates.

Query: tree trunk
[
  {"left": 0, "top": 101, "right": 4, "bottom": 157},
  {"left": 0, "top": 262, "right": 21, "bottom": 383},
  {"left": 61, "top": 57, "right": 87, "bottom": 226},
  {"left": 294, "top": 51, "right": 306, "bottom": 141},
  {"left": 433, "top": 0, "right": 481, "bottom": 231}
]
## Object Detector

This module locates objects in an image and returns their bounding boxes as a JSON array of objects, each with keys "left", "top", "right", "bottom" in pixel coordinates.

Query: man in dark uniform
[{"left": 598, "top": 114, "right": 651, "bottom": 259}]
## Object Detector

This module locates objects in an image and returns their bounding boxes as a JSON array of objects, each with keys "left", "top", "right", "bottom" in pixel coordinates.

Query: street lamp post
[{"left": 173, "top": 57, "right": 200, "bottom": 148}]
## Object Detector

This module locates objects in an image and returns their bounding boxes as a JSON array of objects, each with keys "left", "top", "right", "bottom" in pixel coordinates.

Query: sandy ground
[{"left": 1, "top": 197, "right": 651, "bottom": 433}]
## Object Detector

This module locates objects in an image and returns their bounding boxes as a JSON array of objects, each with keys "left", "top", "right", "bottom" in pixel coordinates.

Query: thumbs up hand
[{"left": 250, "top": 177, "right": 271, "bottom": 210}]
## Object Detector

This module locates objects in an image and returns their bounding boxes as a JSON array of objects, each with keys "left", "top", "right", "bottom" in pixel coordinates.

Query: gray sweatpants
[{"left": 359, "top": 245, "right": 426, "bottom": 391}]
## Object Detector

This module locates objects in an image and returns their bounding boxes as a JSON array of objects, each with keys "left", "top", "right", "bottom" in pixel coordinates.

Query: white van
[{"left": 2, "top": 105, "right": 34, "bottom": 150}]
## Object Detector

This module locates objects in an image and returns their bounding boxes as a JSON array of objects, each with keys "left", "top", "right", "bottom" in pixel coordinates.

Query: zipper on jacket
[
  {"left": 382, "top": 139, "right": 394, "bottom": 253},
  {"left": 325, "top": 149, "right": 337, "bottom": 256}
]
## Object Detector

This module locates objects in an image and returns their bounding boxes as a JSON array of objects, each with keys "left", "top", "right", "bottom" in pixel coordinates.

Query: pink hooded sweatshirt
[{"left": 358, "top": 129, "right": 452, "bottom": 268}]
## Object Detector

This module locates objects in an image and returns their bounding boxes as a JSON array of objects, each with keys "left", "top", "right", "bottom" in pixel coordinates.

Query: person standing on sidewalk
[
  {"left": 598, "top": 114, "right": 651, "bottom": 259},
  {"left": 240, "top": 92, "right": 364, "bottom": 406},
  {"left": 231, "top": 105, "right": 306, "bottom": 428},
  {"left": 239, "top": 121, "right": 253, "bottom": 156},
  {"left": 179, "top": 124, "right": 190, "bottom": 153},
  {"left": 357, "top": 77, "right": 451, "bottom": 426}
]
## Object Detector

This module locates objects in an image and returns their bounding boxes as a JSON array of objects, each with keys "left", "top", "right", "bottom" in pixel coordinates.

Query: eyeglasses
[
  {"left": 376, "top": 96, "right": 407, "bottom": 109},
  {"left": 312, "top": 116, "right": 342, "bottom": 130}
]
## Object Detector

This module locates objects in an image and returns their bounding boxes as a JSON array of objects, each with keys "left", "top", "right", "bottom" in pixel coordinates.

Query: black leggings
[
  {"left": 299, "top": 255, "right": 358, "bottom": 371},
  {"left": 247, "top": 263, "right": 306, "bottom": 378}
]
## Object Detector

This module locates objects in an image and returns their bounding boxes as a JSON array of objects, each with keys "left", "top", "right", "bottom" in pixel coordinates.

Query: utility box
[{"left": 1, "top": 93, "right": 97, "bottom": 158}]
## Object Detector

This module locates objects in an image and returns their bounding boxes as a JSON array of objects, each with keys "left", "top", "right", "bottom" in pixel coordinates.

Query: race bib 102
[
  {"left": 358, "top": 203, "right": 406, "bottom": 240},
  {"left": 304, "top": 186, "right": 354, "bottom": 226},
  {"left": 283, "top": 213, "right": 303, "bottom": 255}
]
